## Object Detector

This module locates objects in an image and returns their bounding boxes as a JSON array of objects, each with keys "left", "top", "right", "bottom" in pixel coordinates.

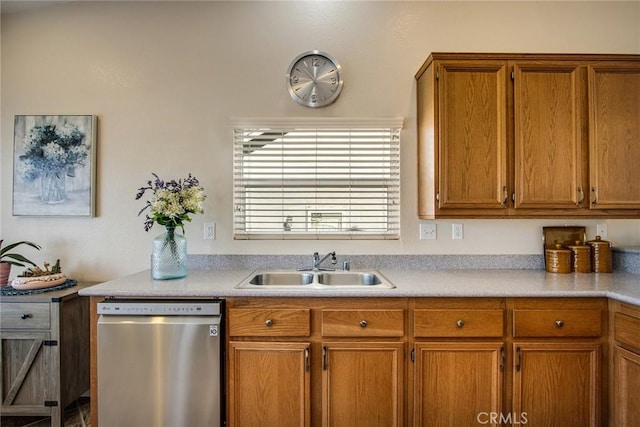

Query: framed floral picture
[{"left": 13, "top": 115, "right": 97, "bottom": 217}]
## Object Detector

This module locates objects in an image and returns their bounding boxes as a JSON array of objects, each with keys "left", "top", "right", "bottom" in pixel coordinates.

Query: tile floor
[{"left": 0, "top": 397, "right": 89, "bottom": 427}]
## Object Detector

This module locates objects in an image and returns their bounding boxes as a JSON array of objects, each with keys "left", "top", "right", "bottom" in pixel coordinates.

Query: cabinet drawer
[
  {"left": 321, "top": 309, "right": 404, "bottom": 337},
  {"left": 0, "top": 303, "right": 50, "bottom": 329},
  {"left": 513, "top": 309, "right": 602, "bottom": 337},
  {"left": 615, "top": 313, "right": 640, "bottom": 350},
  {"left": 229, "top": 308, "right": 310, "bottom": 337},
  {"left": 414, "top": 309, "right": 504, "bottom": 337}
]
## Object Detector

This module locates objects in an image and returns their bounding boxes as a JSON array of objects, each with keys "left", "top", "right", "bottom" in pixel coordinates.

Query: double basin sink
[{"left": 235, "top": 269, "right": 395, "bottom": 290}]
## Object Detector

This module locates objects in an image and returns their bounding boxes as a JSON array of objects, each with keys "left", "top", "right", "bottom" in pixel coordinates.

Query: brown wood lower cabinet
[
  {"left": 509, "top": 298, "right": 607, "bottom": 427},
  {"left": 228, "top": 341, "right": 310, "bottom": 426},
  {"left": 613, "top": 347, "right": 640, "bottom": 426},
  {"left": 225, "top": 296, "right": 609, "bottom": 427},
  {"left": 512, "top": 342, "right": 601, "bottom": 427},
  {"left": 611, "top": 301, "right": 640, "bottom": 427},
  {"left": 226, "top": 298, "right": 407, "bottom": 427},
  {"left": 322, "top": 341, "right": 404, "bottom": 426},
  {"left": 414, "top": 342, "right": 504, "bottom": 426},
  {"left": 412, "top": 298, "right": 506, "bottom": 426}
]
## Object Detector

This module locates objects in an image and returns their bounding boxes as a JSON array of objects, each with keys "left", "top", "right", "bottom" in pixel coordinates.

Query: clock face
[{"left": 286, "top": 51, "right": 343, "bottom": 108}]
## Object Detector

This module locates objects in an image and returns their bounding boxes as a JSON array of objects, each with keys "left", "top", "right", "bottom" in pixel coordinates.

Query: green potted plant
[{"left": 0, "top": 240, "right": 41, "bottom": 286}]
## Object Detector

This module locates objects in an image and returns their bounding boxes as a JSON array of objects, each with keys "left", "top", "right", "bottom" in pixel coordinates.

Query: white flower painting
[{"left": 13, "top": 115, "right": 97, "bottom": 216}]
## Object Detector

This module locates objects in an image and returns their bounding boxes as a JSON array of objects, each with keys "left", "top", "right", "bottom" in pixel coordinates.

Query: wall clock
[{"left": 286, "top": 50, "right": 343, "bottom": 108}]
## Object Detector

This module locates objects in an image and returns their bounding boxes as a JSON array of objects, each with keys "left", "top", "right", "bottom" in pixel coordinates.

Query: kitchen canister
[
  {"left": 567, "top": 241, "right": 592, "bottom": 273},
  {"left": 545, "top": 244, "right": 571, "bottom": 273},
  {"left": 587, "top": 235, "right": 612, "bottom": 273}
]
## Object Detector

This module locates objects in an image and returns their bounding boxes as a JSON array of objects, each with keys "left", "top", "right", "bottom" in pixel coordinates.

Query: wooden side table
[{"left": 0, "top": 282, "right": 91, "bottom": 426}]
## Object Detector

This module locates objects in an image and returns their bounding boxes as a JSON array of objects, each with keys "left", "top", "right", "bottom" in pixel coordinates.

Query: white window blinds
[{"left": 232, "top": 118, "right": 402, "bottom": 240}]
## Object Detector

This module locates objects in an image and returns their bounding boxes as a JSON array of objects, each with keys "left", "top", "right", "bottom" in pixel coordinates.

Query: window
[{"left": 232, "top": 118, "right": 402, "bottom": 239}]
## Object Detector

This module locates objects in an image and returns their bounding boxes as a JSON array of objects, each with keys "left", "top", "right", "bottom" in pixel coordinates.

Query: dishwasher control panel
[{"left": 98, "top": 300, "right": 222, "bottom": 316}]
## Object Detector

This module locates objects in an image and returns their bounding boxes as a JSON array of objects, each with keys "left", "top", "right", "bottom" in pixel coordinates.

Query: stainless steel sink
[
  {"left": 317, "top": 272, "right": 383, "bottom": 286},
  {"left": 235, "top": 270, "right": 395, "bottom": 289},
  {"left": 248, "top": 271, "right": 314, "bottom": 286}
]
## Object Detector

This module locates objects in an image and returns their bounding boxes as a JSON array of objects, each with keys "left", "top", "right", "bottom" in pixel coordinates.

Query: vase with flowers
[
  {"left": 136, "top": 173, "right": 205, "bottom": 280},
  {"left": 18, "top": 123, "right": 89, "bottom": 204}
]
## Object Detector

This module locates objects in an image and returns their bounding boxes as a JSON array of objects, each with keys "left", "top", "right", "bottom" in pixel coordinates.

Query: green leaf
[{"left": 0, "top": 240, "right": 41, "bottom": 266}]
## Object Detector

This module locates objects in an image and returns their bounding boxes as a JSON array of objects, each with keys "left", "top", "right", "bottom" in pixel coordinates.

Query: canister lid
[
  {"left": 587, "top": 235, "right": 611, "bottom": 247},
  {"left": 568, "top": 240, "right": 589, "bottom": 250},
  {"left": 546, "top": 243, "right": 570, "bottom": 253}
]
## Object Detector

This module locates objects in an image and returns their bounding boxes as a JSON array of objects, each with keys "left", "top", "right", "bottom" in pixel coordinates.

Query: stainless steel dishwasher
[{"left": 97, "top": 299, "right": 223, "bottom": 426}]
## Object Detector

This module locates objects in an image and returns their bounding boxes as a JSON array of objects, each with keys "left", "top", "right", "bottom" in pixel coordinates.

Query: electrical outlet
[
  {"left": 420, "top": 223, "right": 437, "bottom": 240},
  {"left": 596, "top": 223, "right": 607, "bottom": 240},
  {"left": 204, "top": 222, "right": 215, "bottom": 240},
  {"left": 452, "top": 223, "right": 464, "bottom": 240}
]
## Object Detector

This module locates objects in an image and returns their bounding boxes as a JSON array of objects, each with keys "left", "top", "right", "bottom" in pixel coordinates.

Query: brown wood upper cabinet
[
  {"left": 589, "top": 62, "right": 640, "bottom": 210},
  {"left": 416, "top": 53, "right": 640, "bottom": 218}
]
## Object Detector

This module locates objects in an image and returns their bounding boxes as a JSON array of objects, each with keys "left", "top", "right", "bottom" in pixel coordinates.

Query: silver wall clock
[{"left": 286, "top": 50, "right": 344, "bottom": 108}]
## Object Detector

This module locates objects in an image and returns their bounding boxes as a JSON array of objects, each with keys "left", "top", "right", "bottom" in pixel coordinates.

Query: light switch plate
[
  {"left": 420, "top": 223, "right": 437, "bottom": 240},
  {"left": 596, "top": 223, "right": 607, "bottom": 239}
]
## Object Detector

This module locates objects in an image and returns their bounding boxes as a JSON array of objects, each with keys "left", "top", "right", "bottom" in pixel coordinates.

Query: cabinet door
[
  {"left": 414, "top": 342, "right": 504, "bottom": 427},
  {"left": 436, "top": 61, "right": 508, "bottom": 211},
  {"left": 614, "top": 346, "right": 640, "bottom": 427},
  {"left": 513, "top": 62, "right": 585, "bottom": 209},
  {"left": 589, "top": 63, "right": 640, "bottom": 209},
  {"left": 0, "top": 331, "right": 53, "bottom": 413},
  {"left": 512, "top": 342, "right": 600, "bottom": 427},
  {"left": 228, "top": 341, "right": 310, "bottom": 427},
  {"left": 322, "top": 341, "right": 404, "bottom": 427}
]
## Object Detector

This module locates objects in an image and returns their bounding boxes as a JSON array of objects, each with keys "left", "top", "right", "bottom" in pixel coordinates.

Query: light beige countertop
[{"left": 79, "top": 268, "right": 640, "bottom": 305}]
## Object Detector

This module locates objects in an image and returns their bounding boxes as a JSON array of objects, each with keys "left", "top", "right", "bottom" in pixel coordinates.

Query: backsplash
[
  {"left": 189, "top": 249, "right": 639, "bottom": 274},
  {"left": 613, "top": 247, "right": 640, "bottom": 274}
]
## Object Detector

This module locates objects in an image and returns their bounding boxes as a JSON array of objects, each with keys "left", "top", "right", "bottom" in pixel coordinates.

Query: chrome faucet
[{"left": 312, "top": 251, "right": 337, "bottom": 271}]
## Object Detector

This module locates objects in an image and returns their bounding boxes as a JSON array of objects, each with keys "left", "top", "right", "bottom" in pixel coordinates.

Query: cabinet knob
[
  {"left": 265, "top": 319, "right": 273, "bottom": 327},
  {"left": 21, "top": 313, "right": 32, "bottom": 320},
  {"left": 456, "top": 319, "right": 465, "bottom": 328},
  {"left": 359, "top": 320, "right": 368, "bottom": 328},
  {"left": 555, "top": 320, "right": 564, "bottom": 328}
]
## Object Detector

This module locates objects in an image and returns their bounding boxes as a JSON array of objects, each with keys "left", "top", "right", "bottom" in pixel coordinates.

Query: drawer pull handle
[
  {"left": 359, "top": 320, "right": 368, "bottom": 328},
  {"left": 265, "top": 319, "right": 273, "bottom": 327},
  {"left": 456, "top": 319, "right": 465, "bottom": 328},
  {"left": 21, "top": 313, "right": 32, "bottom": 320},
  {"left": 555, "top": 320, "right": 564, "bottom": 328}
]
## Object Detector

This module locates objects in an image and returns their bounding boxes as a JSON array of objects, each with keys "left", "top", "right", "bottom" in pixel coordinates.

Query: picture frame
[{"left": 12, "top": 115, "right": 97, "bottom": 217}]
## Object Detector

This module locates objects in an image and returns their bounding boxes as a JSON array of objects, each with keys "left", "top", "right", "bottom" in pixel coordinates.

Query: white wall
[{"left": 2, "top": 1, "right": 639, "bottom": 281}]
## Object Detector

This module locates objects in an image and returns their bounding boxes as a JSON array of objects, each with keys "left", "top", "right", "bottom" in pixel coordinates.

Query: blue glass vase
[{"left": 151, "top": 226, "right": 187, "bottom": 280}]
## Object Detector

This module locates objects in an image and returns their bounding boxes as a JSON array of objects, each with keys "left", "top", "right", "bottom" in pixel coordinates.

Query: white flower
[
  {"left": 16, "top": 157, "right": 38, "bottom": 181},
  {"left": 42, "top": 142, "right": 68, "bottom": 166},
  {"left": 136, "top": 173, "right": 206, "bottom": 231},
  {"left": 57, "top": 123, "right": 77, "bottom": 138},
  {"left": 181, "top": 187, "right": 205, "bottom": 213},
  {"left": 18, "top": 123, "right": 88, "bottom": 178}
]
